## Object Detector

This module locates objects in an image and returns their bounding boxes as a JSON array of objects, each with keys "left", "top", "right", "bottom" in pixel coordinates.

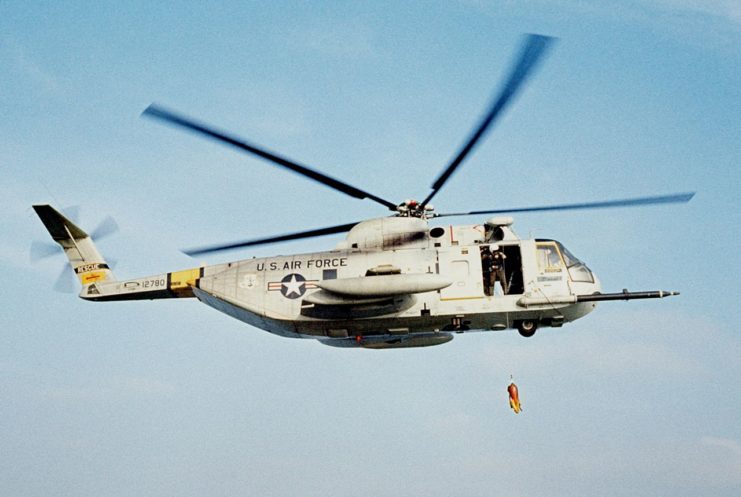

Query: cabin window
[
  {"left": 323, "top": 269, "right": 337, "bottom": 280},
  {"left": 429, "top": 227, "right": 445, "bottom": 238}
]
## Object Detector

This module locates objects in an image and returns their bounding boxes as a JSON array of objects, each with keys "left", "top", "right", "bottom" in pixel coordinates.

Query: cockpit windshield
[
  {"left": 556, "top": 242, "right": 581, "bottom": 268},
  {"left": 557, "top": 242, "right": 594, "bottom": 283}
]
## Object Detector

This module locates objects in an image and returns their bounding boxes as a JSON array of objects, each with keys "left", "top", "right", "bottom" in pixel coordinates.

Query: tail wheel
[{"left": 517, "top": 320, "right": 537, "bottom": 338}]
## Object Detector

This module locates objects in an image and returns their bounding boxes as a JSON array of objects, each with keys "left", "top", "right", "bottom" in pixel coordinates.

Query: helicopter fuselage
[{"left": 81, "top": 217, "right": 602, "bottom": 348}]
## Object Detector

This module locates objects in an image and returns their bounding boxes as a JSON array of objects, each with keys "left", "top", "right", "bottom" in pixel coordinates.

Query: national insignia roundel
[{"left": 280, "top": 273, "right": 307, "bottom": 299}]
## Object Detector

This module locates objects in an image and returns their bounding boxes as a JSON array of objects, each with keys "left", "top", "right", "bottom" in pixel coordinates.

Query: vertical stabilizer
[{"left": 33, "top": 205, "right": 116, "bottom": 287}]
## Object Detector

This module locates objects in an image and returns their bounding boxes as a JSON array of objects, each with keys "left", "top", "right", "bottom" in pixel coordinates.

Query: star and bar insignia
[{"left": 267, "top": 273, "right": 318, "bottom": 299}]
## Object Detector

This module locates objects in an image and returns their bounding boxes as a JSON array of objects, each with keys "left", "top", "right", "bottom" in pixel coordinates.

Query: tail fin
[{"left": 33, "top": 205, "right": 116, "bottom": 287}]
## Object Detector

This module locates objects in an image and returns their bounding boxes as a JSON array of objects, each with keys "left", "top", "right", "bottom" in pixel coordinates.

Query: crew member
[
  {"left": 490, "top": 248, "right": 508, "bottom": 295},
  {"left": 481, "top": 248, "right": 493, "bottom": 296}
]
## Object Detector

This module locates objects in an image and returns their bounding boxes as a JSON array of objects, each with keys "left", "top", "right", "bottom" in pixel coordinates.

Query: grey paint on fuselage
[
  {"left": 66, "top": 214, "right": 600, "bottom": 347},
  {"left": 192, "top": 218, "right": 600, "bottom": 344}
]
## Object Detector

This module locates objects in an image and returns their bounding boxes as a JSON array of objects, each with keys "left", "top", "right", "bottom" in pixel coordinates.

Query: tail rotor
[{"left": 31, "top": 206, "right": 119, "bottom": 292}]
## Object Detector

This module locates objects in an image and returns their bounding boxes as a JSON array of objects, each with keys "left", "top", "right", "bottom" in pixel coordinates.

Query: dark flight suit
[
  {"left": 481, "top": 250, "right": 493, "bottom": 296},
  {"left": 491, "top": 250, "right": 508, "bottom": 294}
]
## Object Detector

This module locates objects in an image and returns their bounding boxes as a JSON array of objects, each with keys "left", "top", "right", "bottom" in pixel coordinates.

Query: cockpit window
[
  {"left": 568, "top": 264, "right": 594, "bottom": 283},
  {"left": 536, "top": 241, "right": 594, "bottom": 283},
  {"left": 555, "top": 241, "right": 594, "bottom": 283},
  {"left": 536, "top": 242, "right": 563, "bottom": 271},
  {"left": 557, "top": 243, "right": 580, "bottom": 267}
]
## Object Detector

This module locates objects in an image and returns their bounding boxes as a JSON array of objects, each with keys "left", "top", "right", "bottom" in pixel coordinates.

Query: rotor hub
[{"left": 396, "top": 199, "right": 434, "bottom": 218}]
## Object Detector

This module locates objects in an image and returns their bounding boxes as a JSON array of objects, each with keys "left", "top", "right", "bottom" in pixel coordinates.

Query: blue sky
[{"left": 1, "top": 2, "right": 740, "bottom": 496}]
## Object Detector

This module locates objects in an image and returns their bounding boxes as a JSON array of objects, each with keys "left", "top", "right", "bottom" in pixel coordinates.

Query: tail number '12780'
[{"left": 143, "top": 278, "right": 166, "bottom": 288}]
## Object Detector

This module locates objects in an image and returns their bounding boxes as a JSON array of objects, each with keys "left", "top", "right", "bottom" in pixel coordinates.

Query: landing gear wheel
[{"left": 517, "top": 320, "right": 537, "bottom": 338}]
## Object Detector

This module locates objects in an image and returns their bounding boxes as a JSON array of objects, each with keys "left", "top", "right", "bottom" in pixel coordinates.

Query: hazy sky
[{"left": 2, "top": 2, "right": 740, "bottom": 496}]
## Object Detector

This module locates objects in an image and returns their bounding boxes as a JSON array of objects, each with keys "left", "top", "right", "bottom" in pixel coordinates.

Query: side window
[{"left": 536, "top": 243, "right": 563, "bottom": 272}]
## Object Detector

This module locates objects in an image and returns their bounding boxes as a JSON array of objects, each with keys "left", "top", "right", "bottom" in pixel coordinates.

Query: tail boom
[{"left": 82, "top": 268, "right": 204, "bottom": 301}]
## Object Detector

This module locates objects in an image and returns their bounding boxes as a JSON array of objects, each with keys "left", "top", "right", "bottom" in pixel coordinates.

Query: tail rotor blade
[
  {"left": 63, "top": 205, "right": 81, "bottom": 224},
  {"left": 91, "top": 216, "right": 119, "bottom": 240},
  {"left": 30, "top": 241, "right": 61, "bottom": 263},
  {"left": 53, "top": 265, "right": 76, "bottom": 293}
]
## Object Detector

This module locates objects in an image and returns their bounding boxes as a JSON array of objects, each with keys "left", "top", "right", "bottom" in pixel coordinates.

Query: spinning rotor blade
[
  {"left": 63, "top": 205, "right": 80, "bottom": 223},
  {"left": 32, "top": 215, "right": 118, "bottom": 263},
  {"left": 435, "top": 192, "right": 695, "bottom": 218},
  {"left": 143, "top": 105, "right": 397, "bottom": 211},
  {"left": 183, "top": 222, "right": 359, "bottom": 257},
  {"left": 30, "top": 241, "right": 61, "bottom": 263},
  {"left": 53, "top": 265, "right": 75, "bottom": 294},
  {"left": 91, "top": 216, "right": 119, "bottom": 240},
  {"left": 421, "top": 34, "right": 555, "bottom": 208}
]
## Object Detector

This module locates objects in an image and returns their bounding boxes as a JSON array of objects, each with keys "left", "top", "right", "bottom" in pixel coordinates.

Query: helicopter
[{"left": 33, "top": 34, "right": 693, "bottom": 349}]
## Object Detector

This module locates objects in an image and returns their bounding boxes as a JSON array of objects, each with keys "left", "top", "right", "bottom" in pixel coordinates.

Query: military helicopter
[{"left": 33, "top": 34, "right": 693, "bottom": 349}]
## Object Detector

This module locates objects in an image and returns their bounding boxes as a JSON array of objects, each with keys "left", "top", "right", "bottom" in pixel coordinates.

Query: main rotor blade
[
  {"left": 143, "top": 105, "right": 397, "bottom": 211},
  {"left": 183, "top": 222, "right": 359, "bottom": 257},
  {"left": 435, "top": 192, "right": 695, "bottom": 218},
  {"left": 421, "top": 34, "right": 555, "bottom": 208}
]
